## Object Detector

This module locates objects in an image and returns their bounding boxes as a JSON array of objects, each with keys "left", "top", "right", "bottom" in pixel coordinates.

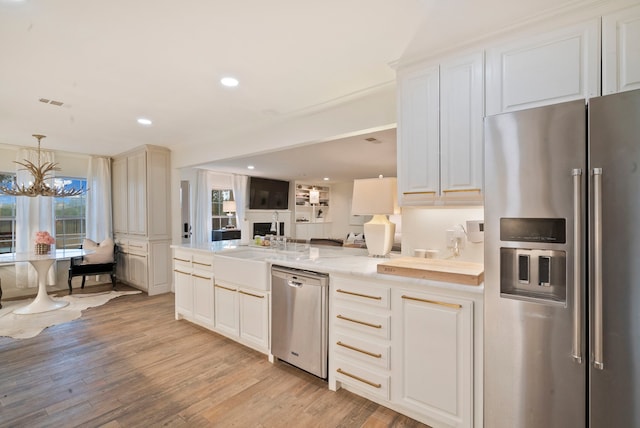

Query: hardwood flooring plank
[{"left": 0, "top": 289, "right": 429, "bottom": 428}]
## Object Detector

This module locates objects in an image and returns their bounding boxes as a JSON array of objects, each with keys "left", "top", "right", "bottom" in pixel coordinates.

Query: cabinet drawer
[
  {"left": 173, "top": 249, "right": 193, "bottom": 264},
  {"left": 334, "top": 306, "right": 390, "bottom": 340},
  {"left": 333, "top": 280, "right": 390, "bottom": 309},
  {"left": 334, "top": 358, "right": 390, "bottom": 401},
  {"left": 334, "top": 332, "right": 390, "bottom": 369},
  {"left": 192, "top": 253, "right": 214, "bottom": 271},
  {"left": 127, "top": 240, "right": 148, "bottom": 255}
]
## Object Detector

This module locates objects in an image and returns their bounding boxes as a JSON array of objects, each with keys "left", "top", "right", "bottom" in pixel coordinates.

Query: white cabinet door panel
[
  {"left": 193, "top": 272, "right": 214, "bottom": 327},
  {"left": 440, "top": 52, "right": 484, "bottom": 194},
  {"left": 486, "top": 19, "right": 600, "bottom": 115},
  {"left": 603, "top": 4, "right": 640, "bottom": 94},
  {"left": 239, "top": 289, "right": 269, "bottom": 350},
  {"left": 174, "top": 270, "right": 192, "bottom": 318},
  {"left": 394, "top": 290, "right": 473, "bottom": 427},
  {"left": 214, "top": 284, "right": 239, "bottom": 336},
  {"left": 398, "top": 65, "right": 440, "bottom": 204}
]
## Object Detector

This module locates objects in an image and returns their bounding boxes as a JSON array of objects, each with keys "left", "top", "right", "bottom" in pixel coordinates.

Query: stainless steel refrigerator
[{"left": 484, "top": 88, "right": 640, "bottom": 427}]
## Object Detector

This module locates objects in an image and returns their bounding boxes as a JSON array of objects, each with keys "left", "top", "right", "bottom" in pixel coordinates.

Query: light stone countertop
[{"left": 171, "top": 240, "right": 483, "bottom": 295}]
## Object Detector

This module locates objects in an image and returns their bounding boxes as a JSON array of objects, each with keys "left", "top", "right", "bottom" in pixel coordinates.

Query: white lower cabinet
[
  {"left": 214, "top": 281, "right": 269, "bottom": 353},
  {"left": 329, "top": 273, "right": 478, "bottom": 428},
  {"left": 392, "top": 289, "right": 474, "bottom": 428},
  {"left": 173, "top": 249, "right": 215, "bottom": 329},
  {"left": 329, "top": 275, "right": 392, "bottom": 401}
]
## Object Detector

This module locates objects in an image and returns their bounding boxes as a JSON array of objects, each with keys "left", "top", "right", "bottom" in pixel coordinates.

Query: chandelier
[{"left": 0, "top": 134, "right": 85, "bottom": 197}]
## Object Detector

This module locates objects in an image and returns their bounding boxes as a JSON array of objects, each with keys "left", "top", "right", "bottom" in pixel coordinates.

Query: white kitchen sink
[{"left": 214, "top": 249, "right": 270, "bottom": 290}]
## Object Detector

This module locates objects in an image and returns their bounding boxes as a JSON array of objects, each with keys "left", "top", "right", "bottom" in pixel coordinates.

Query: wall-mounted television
[{"left": 249, "top": 177, "right": 289, "bottom": 210}]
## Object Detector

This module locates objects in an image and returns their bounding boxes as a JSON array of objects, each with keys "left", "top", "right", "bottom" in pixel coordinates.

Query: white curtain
[
  {"left": 232, "top": 174, "right": 249, "bottom": 244},
  {"left": 194, "top": 169, "right": 212, "bottom": 245},
  {"left": 15, "top": 148, "right": 56, "bottom": 288},
  {"left": 85, "top": 156, "right": 113, "bottom": 241}
]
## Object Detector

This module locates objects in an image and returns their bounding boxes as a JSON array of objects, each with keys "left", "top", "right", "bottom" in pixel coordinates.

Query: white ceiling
[{"left": 0, "top": 0, "right": 591, "bottom": 181}]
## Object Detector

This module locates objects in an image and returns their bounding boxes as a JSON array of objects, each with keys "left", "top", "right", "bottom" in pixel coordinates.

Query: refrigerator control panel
[
  {"left": 500, "top": 218, "right": 566, "bottom": 244},
  {"left": 500, "top": 248, "right": 566, "bottom": 304}
]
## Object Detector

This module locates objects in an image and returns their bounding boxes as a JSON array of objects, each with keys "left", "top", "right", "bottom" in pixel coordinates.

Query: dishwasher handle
[{"left": 288, "top": 279, "right": 303, "bottom": 288}]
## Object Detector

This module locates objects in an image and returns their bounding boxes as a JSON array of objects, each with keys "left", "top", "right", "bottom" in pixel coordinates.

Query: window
[
  {"left": 0, "top": 173, "right": 16, "bottom": 254},
  {"left": 54, "top": 177, "right": 87, "bottom": 249},
  {"left": 212, "top": 189, "right": 234, "bottom": 230},
  {"left": 0, "top": 174, "right": 87, "bottom": 252}
]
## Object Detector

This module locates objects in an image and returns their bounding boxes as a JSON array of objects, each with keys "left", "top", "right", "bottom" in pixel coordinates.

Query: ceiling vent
[{"left": 39, "top": 98, "right": 64, "bottom": 107}]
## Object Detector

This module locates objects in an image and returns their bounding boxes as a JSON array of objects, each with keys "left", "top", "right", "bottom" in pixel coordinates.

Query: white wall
[{"left": 401, "top": 206, "right": 484, "bottom": 263}]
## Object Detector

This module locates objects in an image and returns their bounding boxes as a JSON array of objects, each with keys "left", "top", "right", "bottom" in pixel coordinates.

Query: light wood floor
[{"left": 0, "top": 285, "right": 429, "bottom": 428}]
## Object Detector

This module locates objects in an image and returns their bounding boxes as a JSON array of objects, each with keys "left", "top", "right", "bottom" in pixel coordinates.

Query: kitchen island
[{"left": 171, "top": 241, "right": 483, "bottom": 428}]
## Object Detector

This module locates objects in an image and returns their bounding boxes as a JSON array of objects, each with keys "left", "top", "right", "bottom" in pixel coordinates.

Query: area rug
[{"left": 0, "top": 290, "right": 141, "bottom": 339}]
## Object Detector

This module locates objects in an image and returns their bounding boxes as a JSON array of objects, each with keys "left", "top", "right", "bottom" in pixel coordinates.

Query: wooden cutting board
[{"left": 377, "top": 257, "right": 484, "bottom": 286}]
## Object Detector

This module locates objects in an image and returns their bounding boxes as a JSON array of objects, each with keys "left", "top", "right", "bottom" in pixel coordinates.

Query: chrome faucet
[{"left": 270, "top": 210, "right": 279, "bottom": 237}]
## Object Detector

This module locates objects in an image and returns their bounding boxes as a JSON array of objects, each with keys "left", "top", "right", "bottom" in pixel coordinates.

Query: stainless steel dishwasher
[{"left": 271, "top": 265, "right": 329, "bottom": 379}]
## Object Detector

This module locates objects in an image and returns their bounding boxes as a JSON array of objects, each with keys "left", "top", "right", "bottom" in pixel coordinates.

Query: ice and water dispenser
[{"left": 500, "top": 218, "right": 567, "bottom": 304}]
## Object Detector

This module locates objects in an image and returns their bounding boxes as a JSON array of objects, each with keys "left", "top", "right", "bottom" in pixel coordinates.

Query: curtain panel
[{"left": 15, "top": 148, "right": 56, "bottom": 287}]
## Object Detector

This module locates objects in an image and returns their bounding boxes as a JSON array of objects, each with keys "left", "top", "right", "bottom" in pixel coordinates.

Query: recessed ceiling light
[
  {"left": 323, "top": 177, "right": 330, "bottom": 181},
  {"left": 221, "top": 77, "right": 239, "bottom": 87},
  {"left": 137, "top": 118, "right": 152, "bottom": 126},
  {"left": 247, "top": 165, "right": 255, "bottom": 170}
]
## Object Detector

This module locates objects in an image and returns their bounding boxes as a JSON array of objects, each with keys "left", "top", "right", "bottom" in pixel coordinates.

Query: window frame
[{"left": 211, "top": 188, "right": 235, "bottom": 231}]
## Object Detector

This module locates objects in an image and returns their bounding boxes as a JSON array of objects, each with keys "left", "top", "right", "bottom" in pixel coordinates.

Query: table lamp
[
  {"left": 351, "top": 176, "right": 398, "bottom": 257},
  {"left": 223, "top": 200, "right": 237, "bottom": 228}
]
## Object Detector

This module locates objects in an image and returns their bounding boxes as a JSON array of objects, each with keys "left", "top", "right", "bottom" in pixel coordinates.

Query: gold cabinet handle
[
  {"left": 337, "top": 314, "right": 382, "bottom": 329},
  {"left": 337, "top": 341, "right": 381, "bottom": 359},
  {"left": 130, "top": 253, "right": 146, "bottom": 258},
  {"left": 193, "top": 261, "right": 212, "bottom": 267},
  {"left": 336, "top": 289, "right": 382, "bottom": 301},
  {"left": 129, "top": 244, "right": 144, "bottom": 248},
  {"left": 401, "top": 295, "right": 462, "bottom": 309},
  {"left": 173, "top": 257, "right": 190, "bottom": 262},
  {"left": 403, "top": 191, "right": 436, "bottom": 195},
  {"left": 239, "top": 290, "right": 264, "bottom": 299},
  {"left": 192, "top": 274, "right": 211, "bottom": 281},
  {"left": 173, "top": 269, "right": 190, "bottom": 275},
  {"left": 337, "top": 368, "right": 381, "bottom": 388},
  {"left": 215, "top": 284, "right": 237, "bottom": 292},
  {"left": 442, "top": 188, "right": 481, "bottom": 194}
]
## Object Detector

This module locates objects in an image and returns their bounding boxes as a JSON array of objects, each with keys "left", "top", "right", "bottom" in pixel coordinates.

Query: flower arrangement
[{"left": 35, "top": 231, "right": 55, "bottom": 254}]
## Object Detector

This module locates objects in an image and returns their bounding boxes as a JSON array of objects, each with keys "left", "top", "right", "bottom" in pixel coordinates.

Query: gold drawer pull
[
  {"left": 337, "top": 368, "right": 381, "bottom": 388},
  {"left": 442, "top": 188, "right": 481, "bottom": 194},
  {"left": 130, "top": 253, "right": 146, "bottom": 258},
  {"left": 173, "top": 257, "right": 190, "bottom": 262},
  {"left": 402, "top": 295, "right": 462, "bottom": 309},
  {"left": 336, "top": 289, "right": 382, "bottom": 300},
  {"left": 193, "top": 261, "right": 212, "bottom": 267},
  {"left": 337, "top": 314, "right": 382, "bottom": 329},
  {"left": 192, "top": 274, "right": 211, "bottom": 281},
  {"left": 403, "top": 191, "right": 436, "bottom": 195},
  {"left": 215, "top": 284, "right": 237, "bottom": 292},
  {"left": 173, "top": 269, "right": 190, "bottom": 275},
  {"left": 239, "top": 290, "right": 264, "bottom": 299},
  {"left": 130, "top": 244, "right": 144, "bottom": 248},
  {"left": 337, "top": 341, "right": 382, "bottom": 359}
]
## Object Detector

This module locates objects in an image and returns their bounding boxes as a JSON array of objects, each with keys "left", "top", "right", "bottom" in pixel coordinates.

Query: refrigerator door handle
[
  {"left": 572, "top": 168, "right": 583, "bottom": 364},
  {"left": 593, "top": 167, "right": 604, "bottom": 370}
]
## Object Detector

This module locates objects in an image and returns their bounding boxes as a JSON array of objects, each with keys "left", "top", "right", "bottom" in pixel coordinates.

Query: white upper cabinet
[
  {"left": 397, "top": 51, "right": 484, "bottom": 206},
  {"left": 603, "top": 4, "right": 640, "bottom": 94},
  {"left": 440, "top": 52, "right": 484, "bottom": 199},
  {"left": 397, "top": 64, "right": 440, "bottom": 205},
  {"left": 486, "top": 19, "right": 600, "bottom": 115}
]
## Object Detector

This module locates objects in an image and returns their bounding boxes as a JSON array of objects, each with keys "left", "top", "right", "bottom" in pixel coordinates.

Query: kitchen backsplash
[{"left": 401, "top": 206, "right": 484, "bottom": 264}]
